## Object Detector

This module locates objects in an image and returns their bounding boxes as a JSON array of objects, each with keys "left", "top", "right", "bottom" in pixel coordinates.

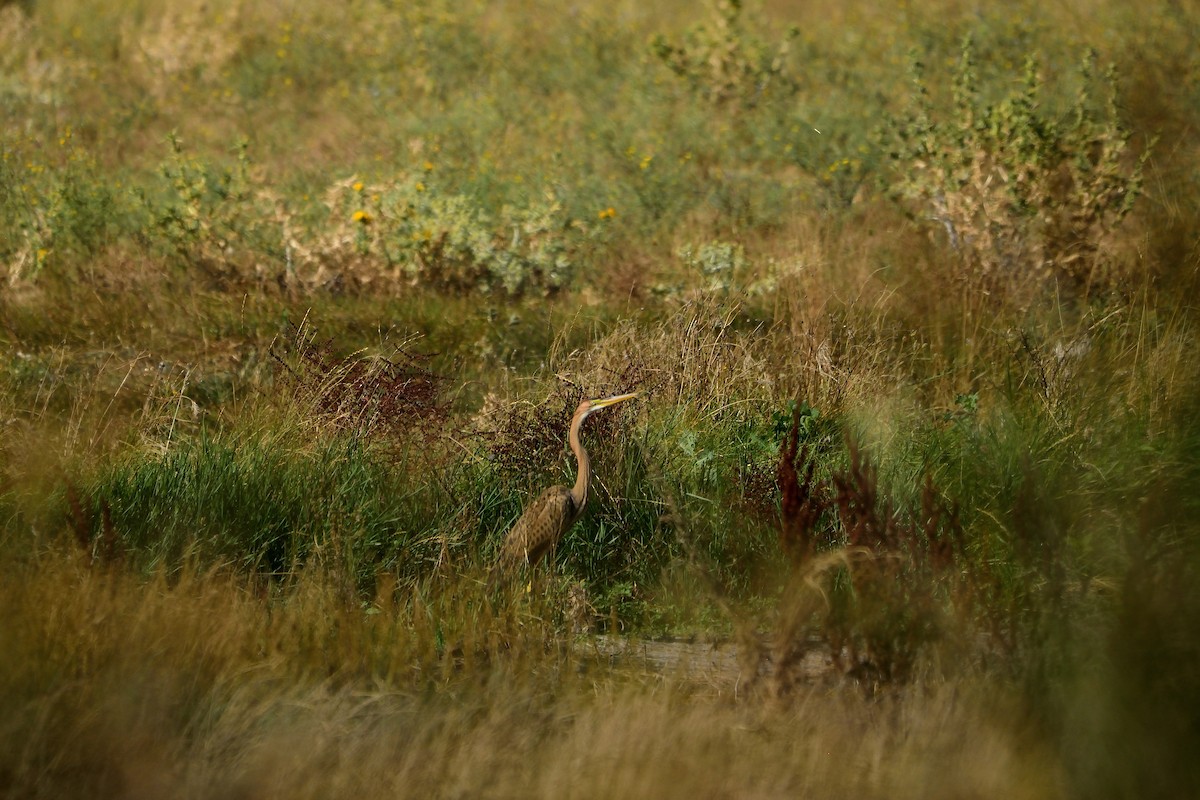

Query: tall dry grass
[{"left": 0, "top": 546, "right": 1067, "bottom": 799}]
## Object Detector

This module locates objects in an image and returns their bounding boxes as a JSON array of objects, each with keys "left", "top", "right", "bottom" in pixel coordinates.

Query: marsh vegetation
[{"left": 2, "top": 0, "right": 1199, "bottom": 796}]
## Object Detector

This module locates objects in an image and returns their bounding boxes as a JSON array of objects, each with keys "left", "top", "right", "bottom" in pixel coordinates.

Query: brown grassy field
[{"left": 2, "top": 0, "right": 1199, "bottom": 796}]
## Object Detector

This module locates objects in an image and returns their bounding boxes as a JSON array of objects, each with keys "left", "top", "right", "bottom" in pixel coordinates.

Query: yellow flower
[
  {"left": 423, "top": 160, "right": 434, "bottom": 171},
  {"left": 352, "top": 210, "right": 371, "bottom": 224},
  {"left": 639, "top": 155, "right": 653, "bottom": 170},
  {"left": 352, "top": 181, "right": 364, "bottom": 192},
  {"left": 415, "top": 182, "right": 425, "bottom": 192},
  {"left": 598, "top": 207, "right": 616, "bottom": 219}
]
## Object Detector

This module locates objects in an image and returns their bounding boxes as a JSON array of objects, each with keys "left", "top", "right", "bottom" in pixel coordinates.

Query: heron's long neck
[{"left": 569, "top": 411, "right": 590, "bottom": 511}]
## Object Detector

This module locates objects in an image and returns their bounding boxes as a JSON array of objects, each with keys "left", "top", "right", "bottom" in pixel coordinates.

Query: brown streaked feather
[{"left": 494, "top": 485, "right": 580, "bottom": 576}]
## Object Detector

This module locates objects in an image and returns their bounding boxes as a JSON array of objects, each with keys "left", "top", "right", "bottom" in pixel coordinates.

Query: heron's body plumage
[
  {"left": 495, "top": 486, "right": 581, "bottom": 573},
  {"left": 489, "top": 391, "right": 637, "bottom": 586}
]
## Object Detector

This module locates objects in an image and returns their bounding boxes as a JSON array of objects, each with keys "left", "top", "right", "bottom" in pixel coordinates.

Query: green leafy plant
[
  {"left": 651, "top": 0, "right": 800, "bottom": 109},
  {"left": 320, "top": 174, "right": 578, "bottom": 295},
  {"left": 151, "top": 134, "right": 287, "bottom": 280},
  {"left": 678, "top": 239, "right": 746, "bottom": 293},
  {"left": 883, "top": 37, "right": 1150, "bottom": 296},
  {"left": 0, "top": 132, "right": 120, "bottom": 281}
]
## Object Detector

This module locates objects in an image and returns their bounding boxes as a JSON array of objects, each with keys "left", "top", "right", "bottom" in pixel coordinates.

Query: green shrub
[
  {"left": 319, "top": 172, "right": 579, "bottom": 295},
  {"left": 0, "top": 130, "right": 124, "bottom": 281},
  {"left": 149, "top": 134, "right": 288, "bottom": 280},
  {"left": 651, "top": 0, "right": 800, "bottom": 109},
  {"left": 883, "top": 37, "right": 1149, "bottom": 297}
]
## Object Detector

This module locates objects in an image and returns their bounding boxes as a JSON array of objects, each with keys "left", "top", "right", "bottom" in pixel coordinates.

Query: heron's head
[{"left": 576, "top": 391, "right": 638, "bottom": 421}]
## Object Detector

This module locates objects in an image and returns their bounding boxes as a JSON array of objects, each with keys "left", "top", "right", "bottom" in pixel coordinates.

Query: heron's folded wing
[{"left": 496, "top": 486, "right": 575, "bottom": 572}]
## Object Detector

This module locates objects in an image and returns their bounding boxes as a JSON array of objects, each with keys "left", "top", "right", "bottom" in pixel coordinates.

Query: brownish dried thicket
[{"left": 271, "top": 320, "right": 448, "bottom": 445}]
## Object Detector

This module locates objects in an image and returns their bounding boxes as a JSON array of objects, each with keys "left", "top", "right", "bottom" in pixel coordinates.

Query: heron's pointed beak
[{"left": 587, "top": 391, "right": 639, "bottom": 409}]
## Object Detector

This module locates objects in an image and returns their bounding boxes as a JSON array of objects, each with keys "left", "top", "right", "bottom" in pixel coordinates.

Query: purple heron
[{"left": 492, "top": 391, "right": 638, "bottom": 581}]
